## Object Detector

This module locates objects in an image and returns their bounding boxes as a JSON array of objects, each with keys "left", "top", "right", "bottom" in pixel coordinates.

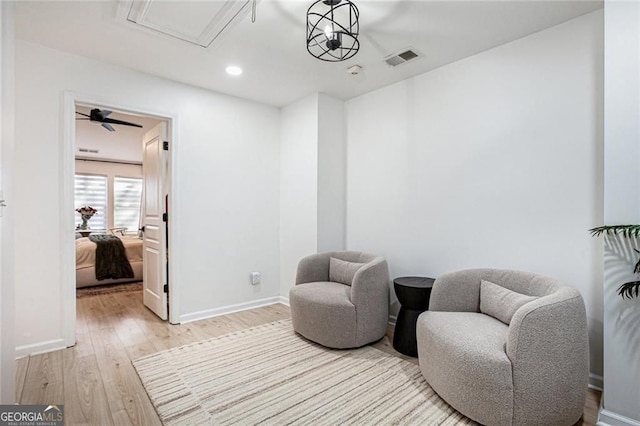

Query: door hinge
[
  {"left": 163, "top": 284, "right": 169, "bottom": 293},
  {"left": 163, "top": 141, "right": 169, "bottom": 151},
  {"left": 162, "top": 213, "right": 168, "bottom": 222}
]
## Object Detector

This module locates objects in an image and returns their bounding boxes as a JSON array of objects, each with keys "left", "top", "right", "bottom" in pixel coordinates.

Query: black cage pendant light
[{"left": 306, "top": 0, "right": 360, "bottom": 62}]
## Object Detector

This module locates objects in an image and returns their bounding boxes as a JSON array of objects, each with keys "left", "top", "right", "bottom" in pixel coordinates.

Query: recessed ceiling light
[{"left": 226, "top": 65, "right": 243, "bottom": 76}]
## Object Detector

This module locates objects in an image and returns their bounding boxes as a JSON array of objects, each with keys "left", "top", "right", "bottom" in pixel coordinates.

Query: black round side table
[{"left": 392, "top": 276, "right": 435, "bottom": 357}]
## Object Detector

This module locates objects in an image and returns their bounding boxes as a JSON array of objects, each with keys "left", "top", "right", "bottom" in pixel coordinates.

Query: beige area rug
[
  {"left": 76, "top": 281, "right": 142, "bottom": 299},
  {"left": 133, "top": 320, "right": 474, "bottom": 425}
]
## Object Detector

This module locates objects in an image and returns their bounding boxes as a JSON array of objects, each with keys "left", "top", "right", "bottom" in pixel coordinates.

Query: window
[
  {"left": 74, "top": 174, "right": 107, "bottom": 230},
  {"left": 114, "top": 177, "right": 143, "bottom": 234}
]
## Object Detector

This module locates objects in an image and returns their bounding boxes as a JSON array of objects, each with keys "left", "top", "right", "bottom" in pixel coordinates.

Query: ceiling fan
[{"left": 76, "top": 109, "right": 143, "bottom": 132}]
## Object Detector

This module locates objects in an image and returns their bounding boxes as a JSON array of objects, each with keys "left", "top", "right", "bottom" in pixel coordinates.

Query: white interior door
[
  {"left": 0, "top": 0, "right": 15, "bottom": 403},
  {"left": 142, "top": 122, "right": 168, "bottom": 320}
]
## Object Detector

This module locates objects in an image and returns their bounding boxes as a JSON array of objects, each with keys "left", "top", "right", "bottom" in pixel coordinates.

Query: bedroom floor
[{"left": 15, "top": 289, "right": 601, "bottom": 425}]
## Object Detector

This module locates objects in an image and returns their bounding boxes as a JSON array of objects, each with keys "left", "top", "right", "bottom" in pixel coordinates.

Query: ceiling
[{"left": 15, "top": 0, "right": 602, "bottom": 107}]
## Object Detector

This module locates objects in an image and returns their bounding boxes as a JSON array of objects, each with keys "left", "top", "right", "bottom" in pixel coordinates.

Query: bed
[{"left": 76, "top": 235, "right": 143, "bottom": 288}]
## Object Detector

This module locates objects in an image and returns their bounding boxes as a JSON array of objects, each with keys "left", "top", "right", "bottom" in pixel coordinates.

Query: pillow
[
  {"left": 480, "top": 280, "right": 538, "bottom": 325},
  {"left": 329, "top": 257, "right": 366, "bottom": 286}
]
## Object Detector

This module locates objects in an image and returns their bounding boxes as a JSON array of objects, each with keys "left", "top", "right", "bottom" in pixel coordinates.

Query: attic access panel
[{"left": 119, "top": 0, "right": 254, "bottom": 48}]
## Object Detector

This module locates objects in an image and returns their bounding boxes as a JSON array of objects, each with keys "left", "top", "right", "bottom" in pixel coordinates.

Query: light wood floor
[{"left": 16, "top": 289, "right": 601, "bottom": 425}]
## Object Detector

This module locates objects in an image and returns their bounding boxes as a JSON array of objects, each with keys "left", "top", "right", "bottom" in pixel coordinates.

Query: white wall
[
  {"left": 279, "top": 93, "right": 346, "bottom": 297},
  {"left": 75, "top": 159, "right": 142, "bottom": 178},
  {"left": 317, "top": 93, "right": 346, "bottom": 252},
  {"left": 14, "top": 40, "right": 281, "bottom": 352},
  {"left": 279, "top": 94, "right": 319, "bottom": 296},
  {"left": 601, "top": 1, "right": 640, "bottom": 424},
  {"left": 0, "top": 0, "right": 16, "bottom": 403},
  {"left": 346, "top": 11, "right": 604, "bottom": 379}
]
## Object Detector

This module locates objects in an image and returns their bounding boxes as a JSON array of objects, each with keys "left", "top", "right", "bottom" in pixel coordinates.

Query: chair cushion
[
  {"left": 480, "top": 280, "right": 538, "bottom": 325},
  {"left": 417, "top": 311, "right": 513, "bottom": 426},
  {"left": 329, "top": 257, "right": 365, "bottom": 286},
  {"left": 291, "top": 281, "right": 353, "bottom": 306},
  {"left": 289, "top": 282, "right": 357, "bottom": 348}
]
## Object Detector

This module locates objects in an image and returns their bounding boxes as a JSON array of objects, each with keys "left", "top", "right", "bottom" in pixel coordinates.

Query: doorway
[{"left": 61, "top": 93, "right": 179, "bottom": 349}]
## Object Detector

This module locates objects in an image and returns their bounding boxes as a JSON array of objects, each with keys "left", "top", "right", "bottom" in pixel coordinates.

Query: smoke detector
[
  {"left": 384, "top": 48, "right": 420, "bottom": 67},
  {"left": 347, "top": 65, "right": 362, "bottom": 75}
]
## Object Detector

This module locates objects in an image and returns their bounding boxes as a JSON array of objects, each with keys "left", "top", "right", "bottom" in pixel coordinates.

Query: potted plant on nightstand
[{"left": 590, "top": 224, "right": 640, "bottom": 298}]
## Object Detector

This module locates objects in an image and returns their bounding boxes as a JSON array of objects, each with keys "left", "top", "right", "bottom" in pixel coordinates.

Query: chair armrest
[
  {"left": 295, "top": 252, "right": 332, "bottom": 284},
  {"left": 506, "top": 289, "right": 588, "bottom": 423},
  {"left": 429, "top": 269, "right": 483, "bottom": 312},
  {"left": 351, "top": 258, "right": 390, "bottom": 340},
  {"left": 351, "top": 258, "right": 390, "bottom": 307}
]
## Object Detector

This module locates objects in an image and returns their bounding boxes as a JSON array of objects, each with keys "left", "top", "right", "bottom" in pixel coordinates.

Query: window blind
[
  {"left": 114, "top": 177, "right": 143, "bottom": 234},
  {"left": 74, "top": 174, "right": 107, "bottom": 230}
]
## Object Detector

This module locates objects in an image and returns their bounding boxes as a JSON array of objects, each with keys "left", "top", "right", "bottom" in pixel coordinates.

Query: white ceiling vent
[
  {"left": 117, "top": 0, "right": 255, "bottom": 48},
  {"left": 384, "top": 48, "right": 420, "bottom": 67},
  {"left": 78, "top": 147, "right": 99, "bottom": 154}
]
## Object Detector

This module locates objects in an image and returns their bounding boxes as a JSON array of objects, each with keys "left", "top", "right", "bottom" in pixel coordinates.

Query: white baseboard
[
  {"left": 589, "top": 373, "right": 604, "bottom": 392},
  {"left": 598, "top": 406, "right": 640, "bottom": 426},
  {"left": 180, "top": 297, "right": 285, "bottom": 324},
  {"left": 589, "top": 373, "right": 603, "bottom": 391},
  {"left": 278, "top": 296, "right": 289, "bottom": 306},
  {"left": 15, "top": 338, "right": 66, "bottom": 358}
]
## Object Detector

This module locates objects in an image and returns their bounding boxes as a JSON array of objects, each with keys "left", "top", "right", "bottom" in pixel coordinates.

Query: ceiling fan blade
[
  {"left": 102, "top": 117, "right": 143, "bottom": 128},
  {"left": 75, "top": 111, "right": 90, "bottom": 118},
  {"left": 76, "top": 118, "right": 90, "bottom": 120},
  {"left": 101, "top": 123, "right": 116, "bottom": 132},
  {"left": 99, "top": 110, "right": 112, "bottom": 118}
]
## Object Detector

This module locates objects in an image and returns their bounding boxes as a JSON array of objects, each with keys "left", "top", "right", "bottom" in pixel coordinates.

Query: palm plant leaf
[
  {"left": 618, "top": 281, "right": 640, "bottom": 299},
  {"left": 589, "top": 224, "right": 640, "bottom": 238},
  {"left": 590, "top": 225, "right": 640, "bottom": 299}
]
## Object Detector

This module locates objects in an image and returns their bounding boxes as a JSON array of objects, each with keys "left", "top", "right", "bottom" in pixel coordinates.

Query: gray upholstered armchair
[
  {"left": 289, "top": 251, "right": 389, "bottom": 349},
  {"left": 416, "top": 269, "right": 589, "bottom": 426}
]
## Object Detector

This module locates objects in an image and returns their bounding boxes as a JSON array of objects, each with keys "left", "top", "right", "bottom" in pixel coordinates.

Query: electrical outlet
[{"left": 250, "top": 272, "right": 261, "bottom": 285}]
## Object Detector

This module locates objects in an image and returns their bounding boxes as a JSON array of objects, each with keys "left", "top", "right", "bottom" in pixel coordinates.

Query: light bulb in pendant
[
  {"left": 324, "top": 24, "right": 341, "bottom": 50},
  {"left": 324, "top": 25, "right": 333, "bottom": 40}
]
